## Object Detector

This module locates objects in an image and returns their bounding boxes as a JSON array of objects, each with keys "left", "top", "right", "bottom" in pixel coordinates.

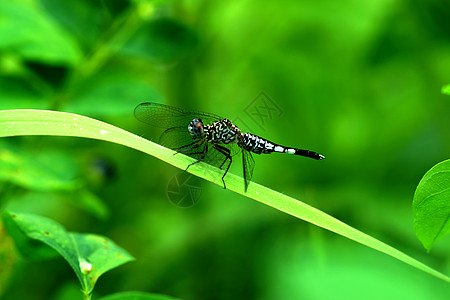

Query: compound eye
[
  {"left": 193, "top": 119, "right": 203, "bottom": 130},
  {"left": 188, "top": 119, "right": 204, "bottom": 139}
]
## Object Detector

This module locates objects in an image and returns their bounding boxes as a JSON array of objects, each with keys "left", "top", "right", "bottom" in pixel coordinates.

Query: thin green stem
[{"left": 82, "top": 290, "right": 91, "bottom": 300}]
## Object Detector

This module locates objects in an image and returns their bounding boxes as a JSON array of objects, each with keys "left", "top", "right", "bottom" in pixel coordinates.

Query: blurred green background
[{"left": 1, "top": 0, "right": 450, "bottom": 299}]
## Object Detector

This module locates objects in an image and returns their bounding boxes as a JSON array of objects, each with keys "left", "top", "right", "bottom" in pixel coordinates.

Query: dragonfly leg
[
  {"left": 173, "top": 139, "right": 203, "bottom": 155},
  {"left": 212, "top": 144, "right": 232, "bottom": 189},
  {"left": 185, "top": 142, "right": 208, "bottom": 171}
]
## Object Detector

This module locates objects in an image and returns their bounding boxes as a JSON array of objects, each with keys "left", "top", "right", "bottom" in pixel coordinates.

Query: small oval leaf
[
  {"left": 2, "top": 211, "right": 58, "bottom": 260},
  {"left": 413, "top": 159, "right": 450, "bottom": 251}
]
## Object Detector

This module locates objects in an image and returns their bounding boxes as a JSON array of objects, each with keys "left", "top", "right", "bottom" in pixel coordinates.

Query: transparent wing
[
  {"left": 135, "top": 102, "right": 242, "bottom": 174},
  {"left": 134, "top": 102, "right": 224, "bottom": 128},
  {"left": 158, "top": 126, "right": 240, "bottom": 167},
  {"left": 242, "top": 150, "right": 255, "bottom": 191},
  {"left": 159, "top": 126, "right": 205, "bottom": 161}
]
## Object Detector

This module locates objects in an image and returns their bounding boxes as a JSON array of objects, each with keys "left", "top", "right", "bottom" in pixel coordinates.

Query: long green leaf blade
[{"left": 0, "top": 109, "right": 448, "bottom": 282}]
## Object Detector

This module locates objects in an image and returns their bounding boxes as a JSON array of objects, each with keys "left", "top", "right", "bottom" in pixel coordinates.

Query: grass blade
[{"left": 0, "top": 109, "right": 448, "bottom": 282}]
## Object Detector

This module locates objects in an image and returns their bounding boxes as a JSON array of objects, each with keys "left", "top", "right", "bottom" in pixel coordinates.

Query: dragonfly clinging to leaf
[{"left": 134, "top": 102, "right": 325, "bottom": 191}]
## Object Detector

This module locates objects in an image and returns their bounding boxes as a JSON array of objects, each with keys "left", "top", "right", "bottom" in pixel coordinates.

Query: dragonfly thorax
[
  {"left": 205, "top": 119, "right": 241, "bottom": 144},
  {"left": 188, "top": 118, "right": 205, "bottom": 139}
]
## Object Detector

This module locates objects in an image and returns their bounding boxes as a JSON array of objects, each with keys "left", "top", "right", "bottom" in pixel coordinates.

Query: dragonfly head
[{"left": 188, "top": 118, "right": 205, "bottom": 139}]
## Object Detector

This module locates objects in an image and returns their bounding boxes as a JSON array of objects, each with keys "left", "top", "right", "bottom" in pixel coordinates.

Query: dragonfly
[{"left": 134, "top": 102, "right": 325, "bottom": 192}]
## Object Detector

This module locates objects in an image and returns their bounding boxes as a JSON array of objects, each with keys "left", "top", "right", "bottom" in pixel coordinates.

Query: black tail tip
[{"left": 295, "top": 149, "right": 325, "bottom": 160}]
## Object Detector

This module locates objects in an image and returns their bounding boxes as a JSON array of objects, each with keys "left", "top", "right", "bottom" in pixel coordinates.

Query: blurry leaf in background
[
  {"left": 0, "top": 0, "right": 82, "bottom": 66},
  {"left": 2, "top": 211, "right": 135, "bottom": 294},
  {"left": 0, "top": 219, "right": 17, "bottom": 296},
  {"left": 0, "top": 140, "right": 80, "bottom": 191},
  {"left": 0, "top": 53, "right": 27, "bottom": 77},
  {"left": 60, "top": 189, "right": 110, "bottom": 220},
  {"left": 4, "top": 189, "right": 110, "bottom": 222},
  {"left": 442, "top": 84, "right": 450, "bottom": 96},
  {"left": 413, "top": 159, "right": 450, "bottom": 251},
  {"left": 38, "top": 0, "right": 106, "bottom": 49},
  {"left": 122, "top": 18, "right": 199, "bottom": 62},
  {"left": 0, "top": 78, "right": 49, "bottom": 110},
  {"left": 263, "top": 236, "right": 450, "bottom": 300},
  {"left": 0, "top": 139, "right": 109, "bottom": 219},
  {"left": 67, "top": 71, "right": 161, "bottom": 117}
]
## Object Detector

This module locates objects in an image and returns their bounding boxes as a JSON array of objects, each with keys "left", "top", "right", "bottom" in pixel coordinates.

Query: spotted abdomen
[{"left": 242, "top": 133, "right": 324, "bottom": 160}]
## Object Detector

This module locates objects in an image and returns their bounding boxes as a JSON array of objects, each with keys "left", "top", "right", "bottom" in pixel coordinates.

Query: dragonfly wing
[
  {"left": 159, "top": 127, "right": 204, "bottom": 160},
  {"left": 134, "top": 102, "right": 223, "bottom": 128},
  {"left": 159, "top": 126, "right": 190, "bottom": 148},
  {"left": 242, "top": 150, "right": 255, "bottom": 191},
  {"left": 134, "top": 103, "right": 182, "bottom": 128},
  {"left": 159, "top": 127, "right": 227, "bottom": 166}
]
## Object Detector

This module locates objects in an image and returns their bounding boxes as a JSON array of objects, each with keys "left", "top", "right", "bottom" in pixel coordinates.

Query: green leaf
[
  {"left": 66, "top": 189, "right": 110, "bottom": 220},
  {"left": 442, "top": 84, "right": 450, "bottom": 96},
  {"left": 2, "top": 210, "right": 58, "bottom": 260},
  {"left": 413, "top": 159, "right": 450, "bottom": 251},
  {"left": 0, "top": 109, "right": 449, "bottom": 282},
  {"left": 0, "top": 0, "right": 82, "bottom": 65},
  {"left": 2, "top": 211, "right": 134, "bottom": 293},
  {"left": 98, "top": 291, "right": 180, "bottom": 300}
]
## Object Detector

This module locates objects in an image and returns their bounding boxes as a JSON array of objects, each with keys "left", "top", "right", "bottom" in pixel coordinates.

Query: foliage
[
  {"left": 2, "top": 211, "right": 134, "bottom": 294},
  {"left": 414, "top": 160, "right": 450, "bottom": 251}
]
